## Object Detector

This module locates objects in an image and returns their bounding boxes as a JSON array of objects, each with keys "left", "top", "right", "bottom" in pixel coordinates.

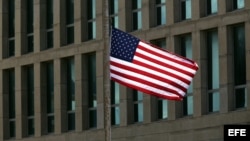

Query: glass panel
[
  {"left": 46, "top": 0, "right": 53, "bottom": 28},
  {"left": 9, "top": 121, "right": 15, "bottom": 137},
  {"left": 237, "top": 0, "right": 244, "bottom": 9},
  {"left": 8, "top": 39, "right": 15, "bottom": 57},
  {"left": 162, "top": 100, "right": 168, "bottom": 118},
  {"left": 27, "top": 0, "right": 33, "bottom": 33},
  {"left": 28, "top": 118, "right": 34, "bottom": 135},
  {"left": 89, "top": 110, "right": 97, "bottom": 128},
  {"left": 9, "top": 69, "right": 15, "bottom": 118},
  {"left": 88, "top": 53, "right": 97, "bottom": 108},
  {"left": 8, "top": 0, "right": 15, "bottom": 37},
  {"left": 187, "top": 95, "right": 193, "bottom": 115},
  {"left": 111, "top": 107, "right": 120, "bottom": 125},
  {"left": 211, "top": 0, "right": 218, "bottom": 13},
  {"left": 185, "top": 0, "right": 191, "bottom": 19},
  {"left": 47, "top": 116, "right": 54, "bottom": 133},
  {"left": 67, "top": 58, "right": 75, "bottom": 111},
  {"left": 67, "top": 26, "right": 74, "bottom": 44},
  {"left": 235, "top": 88, "right": 246, "bottom": 108},
  {"left": 233, "top": 25, "right": 246, "bottom": 86},
  {"left": 27, "top": 35, "right": 34, "bottom": 52},
  {"left": 213, "top": 92, "right": 219, "bottom": 111},
  {"left": 47, "top": 31, "right": 53, "bottom": 48},
  {"left": 66, "top": 0, "right": 74, "bottom": 24},
  {"left": 68, "top": 113, "right": 75, "bottom": 130},
  {"left": 27, "top": 66, "right": 34, "bottom": 116},
  {"left": 138, "top": 103, "right": 143, "bottom": 122},
  {"left": 47, "top": 62, "right": 54, "bottom": 113}
]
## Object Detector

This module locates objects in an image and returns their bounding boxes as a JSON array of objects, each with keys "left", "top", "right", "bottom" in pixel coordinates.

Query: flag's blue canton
[{"left": 110, "top": 28, "right": 140, "bottom": 62}]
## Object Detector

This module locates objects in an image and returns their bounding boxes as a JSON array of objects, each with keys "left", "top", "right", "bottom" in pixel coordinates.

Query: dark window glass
[
  {"left": 28, "top": 119, "right": 34, "bottom": 135},
  {"left": 46, "top": 0, "right": 53, "bottom": 28},
  {"left": 10, "top": 121, "right": 15, "bottom": 138},
  {"left": 47, "top": 31, "right": 53, "bottom": 49},
  {"left": 27, "top": 0, "right": 33, "bottom": 34},
  {"left": 8, "top": 0, "right": 15, "bottom": 37},
  {"left": 68, "top": 113, "right": 75, "bottom": 131},
  {"left": 67, "top": 26, "right": 74, "bottom": 44},
  {"left": 133, "top": 90, "right": 143, "bottom": 122},
  {"left": 66, "top": 0, "right": 74, "bottom": 24},
  {"left": 89, "top": 110, "right": 97, "bottom": 128},
  {"left": 27, "top": 35, "right": 34, "bottom": 53},
  {"left": 47, "top": 116, "right": 54, "bottom": 133},
  {"left": 111, "top": 81, "right": 120, "bottom": 125},
  {"left": 8, "top": 69, "right": 15, "bottom": 137},
  {"left": 8, "top": 39, "right": 15, "bottom": 57}
]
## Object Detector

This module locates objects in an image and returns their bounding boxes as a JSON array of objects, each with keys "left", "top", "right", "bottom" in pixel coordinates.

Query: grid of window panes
[
  {"left": 181, "top": 0, "right": 192, "bottom": 20},
  {"left": 232, "top": 24, "right": 246, "bottom": 109},
  {"left": 233, "top": 0, "right": 245, "bottom": 10},
  {"left": 206, "top": 30, "right": 220, "bottom": 113},
  {"left": 133, "top": 90, "right": 143, "bottom": 123},
  {"left": 66, "top": 0, "right": 74, "bottom": 44},
  {"left": 65, "top": 57, "right": 75, "bottom": 131},
  {"left": 150, "top": 38, "right": 168, "bottom": 119},
  {"left": 25, "top": 65, "right": 34, "bottom": 136},
  {"left": 132, "top": 0, "right": 142, "bottom": 31},
  {"left": 87, "top": 0, "right": 96, "bottom": 40},
  {"left": 8, "top": 0, "right": 15, "bottom": 57},
  {"left": 180, "top": 34, "right": 193, "bottom": 116},
  {"left": 109, "top": 0, "right": 119, "bottom": 28},
  {"left": 46, "top": 0, "right": 53, "bottom": 49},
  {"left": 155, "top": 0, "right": 166, "bottom": 26},
  {"left": 111, "top": 81, "right": 120, "bottom": 125},
  {"left": 45, "top": 62, "right": 54, "bottom": 133},
  {"left": 87, "top": 53, "right": 97, "bottom": 128},
  {"left": 26, "top": 0, "right": 34, "bottom": 53}
]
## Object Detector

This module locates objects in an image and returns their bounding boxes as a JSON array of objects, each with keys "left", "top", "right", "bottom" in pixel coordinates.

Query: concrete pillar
[
  {"left": 142, "top": 0, "right": 150, "bottom": 30},
  {"left": 34, "top": 0, "right": 46, "bottom": 52},
  {"left": 192, "top": 0, "right": 201, "bottom": 20},
  {"left": 143, "top": 95, "right": 157, "bottom": 123},
  {"left": 96, "top": 51, "right": 104, "bottom": 129},
  {"left": 54, "top": 0, "right": 66, "bottom": 48},
  {"left": 54, "top": 59, "right": 67, "bottom": 134}
]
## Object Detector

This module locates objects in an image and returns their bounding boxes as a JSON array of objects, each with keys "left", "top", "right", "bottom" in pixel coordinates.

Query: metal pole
[{"left": 103, "top": 0, "right": 111, "bottom": 141}]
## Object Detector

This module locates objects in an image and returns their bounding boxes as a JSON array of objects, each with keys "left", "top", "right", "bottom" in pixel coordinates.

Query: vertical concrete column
[
  {"left": 34, "top": 0, "right": 46, "bottom": 52},
  {"left": 245, "top": 0, "right": 250, "bottom": 9},
  {"left": 166, "top": 0, "right": 174, "bottom": 25},
  {"left": 96, "top": 51, "right": 104, "bottom": 129},
  {"left": 120, "top": 86, "right": 133, "bottom": 126},
  {"left": 74, "top": 0, "right": 83, "bottom": 44},
  {"left": 192, "top": 31, "right": 207, "bottom": 117},
  {"left": 75, "top": 54, "right": 84, "bottom": 131},
  {"left": 218, "top": 0, "right": 227, "bottom": 15},
  {"left": 15, "top": 0, "right": 26, "bottom": 56},
  {"left": 34, "top": 62, "right": 45, "bottom": 136},
  {"left": 54, "top": 59, "right": 67, "bottom": 134},
  {"left": 143, "top": 95, "right": 157, "bottom": 123},
  {"left": 245, "top": 22, "right": 250, "bottom": 110},
  {"left": 95, "top": 0, "right": 103, "bottom": 40},
  {"left": 0, "top": 70, "right": 9, "bottom": 140},
  {"left": 142, "top": 0, "right": 150, "bottom": 30},
  {"left": 192, "top": 0, "right": 201, "bottom": 20},
  {"left": 54, "top": 0, "right": 66, "bottom": 48},
  {"left": 119, "top": 0, "right": 126, "bottom": 30},
  {"left": 15, "top": 66, "right": 28, "bottom": 139},
  {"left": 218, "top": 26, "right": 234, "bottom": 113},
  {"left": 0, "top": 0, "right": 8, "bottom": 59}
]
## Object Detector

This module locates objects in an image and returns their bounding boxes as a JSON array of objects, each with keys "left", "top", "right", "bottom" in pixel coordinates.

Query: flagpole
[{"left": 103, "top": 0, "right": 111, "bottom": 141}]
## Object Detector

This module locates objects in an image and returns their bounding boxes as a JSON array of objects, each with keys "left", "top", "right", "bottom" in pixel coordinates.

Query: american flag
[{"left": 110, "top": 28, "right": 198, "bottom": 101}]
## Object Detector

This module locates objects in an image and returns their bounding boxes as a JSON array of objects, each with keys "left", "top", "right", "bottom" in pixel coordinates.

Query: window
[
  {"left": 132, "top": 0, "right": 142, "bottom": 31},
  {"left": 46, "top": 0, "right": 53, "bottom": 49},
  {"left": 8, "top": 0, "right": 15, "bottom": 57},
  {"left": 5, "top": 69, "right": 15, "bottom": 138},
  {"left": 65, "top": 57, "right": 75, "bottom": 131},
  {"left": 87, "top": 0, "right": 96, "bottom": 40},
  {"left": 87, "top": 53, "right": 97, "bottom": 128},
  {"left": 227, "top": 0, "right": 245, "bottom": 11},
  {"left": 109, "top": 0, "right": 119, "bottom": 28},
  {"left": 232, "top": 24, "right": 246, "bottom": 109},
  {"left": 66, "top": 0, "right": 74, "bottom": 44},
  {"left": 206, "top": 0, "right": 218, "bottom": 15},
  {"left": 24, "top": 65, "right": 34, "bottom": 136},
  {"left": 133, "top": 90, "right": 143, "bottom": 123},
  {"left": 26, "top": 0, "right": 34, "bottom": 53},
  {"left": 181, "top": 0, "right": 191, "bottom": 20},
  {"left": 233, "top": 0, "right": 244, "bottom": 9},
  {"left": 179, "top": 34, "right": 193, "bottom": 116},
  {"left": 111, "top": 81, "right": 120, "bottom": 125},
  {"left": 44, "top": 62, "right": 54, "bottom": 133},
  {"left": 155, "top": 0, "right": 166, "bottom": 26},
  {"left": 206, "top": 30, "right": 219, "bottom": 112},
  {"left": 150, "top": 38, "right": 168, "bottom": 119}
]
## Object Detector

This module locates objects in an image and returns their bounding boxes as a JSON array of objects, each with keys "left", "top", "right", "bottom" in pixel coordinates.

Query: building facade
[{"left": 0, "top": 0, "right": 249, "bottom": 141}]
